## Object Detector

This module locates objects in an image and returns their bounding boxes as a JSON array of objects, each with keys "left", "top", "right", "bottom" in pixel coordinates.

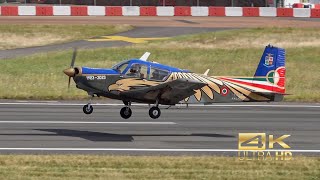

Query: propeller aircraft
[{"left": 63, "top": 45, "right": 286, "bottom": 119}]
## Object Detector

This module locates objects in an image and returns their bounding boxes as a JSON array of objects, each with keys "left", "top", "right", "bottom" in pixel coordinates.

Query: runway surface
[{"left": 0, "top": 102, "right": 319, "bottom": 156}]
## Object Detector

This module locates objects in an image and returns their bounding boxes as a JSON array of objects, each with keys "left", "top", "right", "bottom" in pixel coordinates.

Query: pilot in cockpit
[{"left": 127, "top": 64, "right": 142, "bottom": 78}]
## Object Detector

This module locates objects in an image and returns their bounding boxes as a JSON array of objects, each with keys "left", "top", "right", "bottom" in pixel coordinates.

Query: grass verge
[
  {"left": 0, "top": 155, "right": 319, "bottom": 180},
  {"left": 0, "top": 24, "right": 132, "bottom": 50},
  {"left": 148, "top": 27, "right": 320, "bottom": 49},
  {"left": 0, "top": 28, "right": 319, "bottom": 101}
]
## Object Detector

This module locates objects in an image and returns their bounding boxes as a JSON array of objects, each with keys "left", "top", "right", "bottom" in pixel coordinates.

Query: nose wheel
[
  {"left": 149, "top": 106, "right": 161, "bottom": 119},
  {"left": 83, "top": 104, "right": 93, "bottom": 114},
  {"left": 120, "top": 107, "right": 132, "bottom": 119}
]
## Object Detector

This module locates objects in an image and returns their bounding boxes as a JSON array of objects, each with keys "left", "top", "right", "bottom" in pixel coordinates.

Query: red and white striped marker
[{"left": 0, "top": 6, "right": 319, "bottom": 17}]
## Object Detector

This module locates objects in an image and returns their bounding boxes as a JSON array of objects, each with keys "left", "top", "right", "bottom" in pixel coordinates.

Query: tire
[
  {"left": 149, "top": 107, "right": 161, "bottom": 119},
  {"left": 83, "top": 104, "right": 93, "bottom": 114},
  {"left": 120, "top": 107, "right": 132, "bottom": 119}
]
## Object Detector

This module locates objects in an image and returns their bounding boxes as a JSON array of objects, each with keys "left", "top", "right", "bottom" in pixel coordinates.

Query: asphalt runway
[{"left": 0, "top": 102, "right": 319, "bottom": 156}]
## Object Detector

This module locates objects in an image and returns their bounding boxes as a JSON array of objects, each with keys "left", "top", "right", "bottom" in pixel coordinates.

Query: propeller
[
  {"left": 63, "top": 48, "right": 78, "bottom": 89},
  {"left": 70, "top": 47, "right": 77, "bottom": 68}
]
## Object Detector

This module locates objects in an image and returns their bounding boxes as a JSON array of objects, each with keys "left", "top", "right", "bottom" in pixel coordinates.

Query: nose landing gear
[
  {"left": 83, "top": 94, "right": 94, "bottom": 115},
  {"left": 83, "top": 104, "right": 93, "bottom": 114}
]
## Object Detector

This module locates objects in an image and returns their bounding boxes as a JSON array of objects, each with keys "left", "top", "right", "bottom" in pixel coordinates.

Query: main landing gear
[
  {"left": 120, "top": 101, "right": 132, "bottom": 119},
  {"left": 148, "top": 99, "right": 161, "bottom": 119},
  {"left": 149, "top": 106, "right": 161, "bottom": 119},
  {"left": 119, "top": 100, "right": 161, "bottom": 119},
  {"left": 119, "top": 106, "right": 161, "bottom": 119}
]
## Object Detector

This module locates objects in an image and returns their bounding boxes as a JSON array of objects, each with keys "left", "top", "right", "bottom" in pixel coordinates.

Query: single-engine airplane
[{"left": 63, "top": 45, "right": 286, "bottom": 119}]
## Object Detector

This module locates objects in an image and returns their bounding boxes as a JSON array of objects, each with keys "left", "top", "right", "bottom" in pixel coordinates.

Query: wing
[{"left": 120, "top": 78, "right": 206, "bottom": 105}]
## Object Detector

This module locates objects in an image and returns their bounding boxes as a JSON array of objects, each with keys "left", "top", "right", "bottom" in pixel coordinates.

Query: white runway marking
[
  {"left": 0, "top": 148, "right": 318, "bottom": 153},
  {"left": 0, "top": 121, "right": 176, "bottom": 125},
  {"left": 1, "top": 102, "right": 320, "bottom": 108}
]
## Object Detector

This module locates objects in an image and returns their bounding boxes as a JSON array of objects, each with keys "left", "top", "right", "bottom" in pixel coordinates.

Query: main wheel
[
  {"left": 120, "top": 107, "right": 132, "bottom": 119},
  {"left": 83, "top": 104, "right": 93, "bottom": 114},
  {"left": 149, "top": 107, "right": 161, "bottom": 119}
]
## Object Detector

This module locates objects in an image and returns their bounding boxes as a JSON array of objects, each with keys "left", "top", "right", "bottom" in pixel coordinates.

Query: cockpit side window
[
  {"left": 125, "top": 63, "right": 148, "bottom": 79},
  {"left": 150, "top": 67, "right": 169, "bottom": 81}
]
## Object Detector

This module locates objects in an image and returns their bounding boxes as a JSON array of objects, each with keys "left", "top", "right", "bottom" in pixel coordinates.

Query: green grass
[
  {"left": 150, "top": 27, "right": 320, "bottom": 50},
  {"left": 0, "top": 155, "right": 319, "bottom": 180},
  {"left": 0, "top": 46, "right": 319, "bottom": 101},
  {"left": 0, "top": 27, "right": 319, "bottom": 102},
  {"left": 0, "top": 24, "right": 132, "bottom": 50}
]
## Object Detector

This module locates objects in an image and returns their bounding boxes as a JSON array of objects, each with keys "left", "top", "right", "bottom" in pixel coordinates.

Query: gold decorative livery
[{"left": 63, "top": 45, "right": 286, "bottom": 119}]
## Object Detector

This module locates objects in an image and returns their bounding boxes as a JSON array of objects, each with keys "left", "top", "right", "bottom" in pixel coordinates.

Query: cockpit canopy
[{"left": 112, "top": 59, "right": 190, "bottom": 81}]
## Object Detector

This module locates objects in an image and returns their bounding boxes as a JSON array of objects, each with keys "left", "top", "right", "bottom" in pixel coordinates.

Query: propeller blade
[
  {"left": 68, "top": 77, "right": 71, "bottom": 89},
  {"left": 70, "top": 47, "right": 77, "bottom": 68}
]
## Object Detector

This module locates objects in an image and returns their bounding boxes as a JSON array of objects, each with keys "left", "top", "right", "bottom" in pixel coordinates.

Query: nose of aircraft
[{"left": 63, "top": 68, "right": 75, "bottom": 77}]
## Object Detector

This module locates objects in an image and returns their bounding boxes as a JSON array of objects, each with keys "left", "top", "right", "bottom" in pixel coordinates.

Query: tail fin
[{"left": 253, "top": 45, "right": 286, "bottom": 94}]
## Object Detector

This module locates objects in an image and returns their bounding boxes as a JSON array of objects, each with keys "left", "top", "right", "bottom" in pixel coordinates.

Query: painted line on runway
[
  {"left": 0, "top": 121, "right": 176, "bottom": 125},
  {"left": 0, "top": 148, "right": 318, "bottom": 153},
  {"left": 87, "top": 36, "right": 169, "bottom": 43},
  {"left": 1, "top": 102, "right": 320, "bottom": 108}
]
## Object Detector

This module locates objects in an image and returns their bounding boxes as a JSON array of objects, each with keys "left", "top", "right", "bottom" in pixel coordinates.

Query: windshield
[
  {"left": 112, "top": 60, "right": 130, "bottom": 70},
  {"left": 112, "top": 60, "right": 130, "bottom": 73}
]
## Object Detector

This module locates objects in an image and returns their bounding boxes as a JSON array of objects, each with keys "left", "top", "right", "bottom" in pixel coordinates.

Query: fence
[
  {"left": 2, "top": 6, "right": 320, "bottom": 17},
  {"left": 0, "top": 0, "right": 270, "bottom": 7}
]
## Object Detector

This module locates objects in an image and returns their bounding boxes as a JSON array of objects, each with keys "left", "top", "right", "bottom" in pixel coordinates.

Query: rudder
[{"left": 254, "top": 45, "right": 286, "bottom": 94}]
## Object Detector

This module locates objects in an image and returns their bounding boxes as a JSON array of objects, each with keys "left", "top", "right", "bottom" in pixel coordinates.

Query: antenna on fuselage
[{"left": 140, "top": 52, "right": 151, "bottom": 61}]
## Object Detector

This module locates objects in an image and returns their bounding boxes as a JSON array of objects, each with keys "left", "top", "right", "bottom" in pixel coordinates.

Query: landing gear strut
[
  {"left": 120, "top": 101, "right": 132, "bottom": 119},
  {"left": 149, "top": 99, "right": 161, "bottom": 119}
]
